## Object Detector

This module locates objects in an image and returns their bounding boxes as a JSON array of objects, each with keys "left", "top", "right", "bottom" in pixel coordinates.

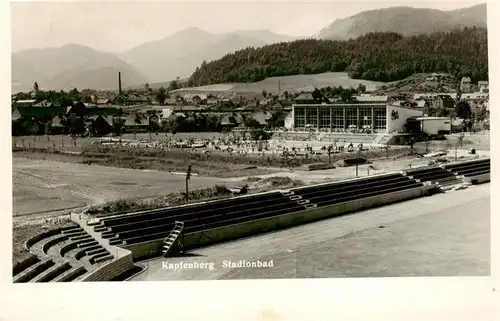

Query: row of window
[{"left": 294, "top": 107, "right": 387, "bottom": 130}]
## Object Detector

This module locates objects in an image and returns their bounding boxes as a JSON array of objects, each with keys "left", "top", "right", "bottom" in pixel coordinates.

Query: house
[
  {"left": 50, "top": 115, "right": 66, "bottom": 128},
  {"left": 85, "top": 115, "right": 113, "bottom": 136},
  {"left": 219, "top": 97, "right": 233, "bottom": 108},
  {"left": 96, "top": 98, "right": 112, "bottom": 106},
  {"left": 393, "top": 100, "right": 428, "bottom": 109},
  {"left": 12, "top": 107, "right": 66, "bottom": 123},
  {"left": 66, "top": 104, "right": 122, "bottom": 118},
  {"left": 220, "top": 112, "right": 243, "bottom": 129},
  {"left": 123, "top": 114, "right": 150, "bottom": 132},
  {"left": 250, "top": 111, "right": 273, "bottom": 126},
  {"left": 294, "top": 93, "right": 316, "bottom": 104},
  {"left": 33, "top": 100, "right": 53, "bottom": 107},
  {"left": 13, "top": 99, "right": 37, "bottom": 107},
  {"left": 478, "top": 81, "right": 489, "bottom": 93},
  {"left": 352, "top": 94, "right": 389, "bottom": 103},
  {"left": 460, "top": 92, "right": 489, "bottom": 110},
  {"left": 413, "top": 93, "right": 458, "bottom": 100},
  {"left": 460, "top": 77, "right": 472, "bottom": 93}
]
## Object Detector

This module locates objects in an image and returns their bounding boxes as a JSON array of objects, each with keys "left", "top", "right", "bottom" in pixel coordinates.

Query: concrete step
[
  {"left": 52, "top": 266, "right": 87, "bottom": 282},
  {"left": 31, "top": 262, "right": 72, "bottom": 283},
  {"left": 87, "top": 248, "right": 107, "bottom": 256},
  {"left": 93, "top": 255, "right": 114, "bottom": 264}
]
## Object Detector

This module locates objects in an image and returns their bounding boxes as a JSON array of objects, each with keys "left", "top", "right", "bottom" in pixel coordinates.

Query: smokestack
[{"left": 118, "top": 72, "right": 122, "bottom": 94}]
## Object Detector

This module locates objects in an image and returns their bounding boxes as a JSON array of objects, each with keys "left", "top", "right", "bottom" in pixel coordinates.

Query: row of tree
[{"left": 188, "top": 28, "right": 488, "bottom": 86}]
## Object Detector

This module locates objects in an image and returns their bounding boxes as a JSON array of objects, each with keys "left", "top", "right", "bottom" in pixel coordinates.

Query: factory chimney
[{"left": 118, "top": 72, "right": 122, "bottom": 94}]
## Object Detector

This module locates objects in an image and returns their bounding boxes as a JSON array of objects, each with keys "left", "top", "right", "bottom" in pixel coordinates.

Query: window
[
  {"left": 332, "top": 108, "right": 344, "bottom": 129},
  {"left": 345, "top": 107, "right": 358, "bottom": 128},
  {"left": 374, "top": 107, "right": 387, "bottom": 131},
  {"left": 319, "top": 107, "right": 331, "bottom": 129},
  {"left": 294, "top": 107, "right": 305, "bottom": 129},
  {"left": 359, "top": 107, "right": 372, "bottom": 127},
  {"left": 306, "top": 107, "right": 318, "bottom": 128}
]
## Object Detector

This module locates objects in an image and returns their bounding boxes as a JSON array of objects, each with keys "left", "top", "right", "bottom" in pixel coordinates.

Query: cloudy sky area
[{"left": 11, "top": 0, "right": 485, "bottom": 53}]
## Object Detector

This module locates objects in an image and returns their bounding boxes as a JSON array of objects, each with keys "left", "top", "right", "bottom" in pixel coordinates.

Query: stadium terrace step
[
  {"left": 42, "top": 234, "right": 69, "bottom": 254},
  {"left": 89, "top": 251, "right": 111, "bottom": 264},
  {"left": 70, "top": 234, "right": 92, "bottom": 242},
  {"left": 59, "top": 241, "right": 80, "bottom": 257},
  {"left": 100, "top": 192, "right": 284, "bottom": 227},
  {"left": 297, "top": 199, "right": 310, "bottom": 205},
  {"left": 109, "top": 239, "right": 125, "bottom": 246},
  {"left": 13, "top": 255, "right": 40, "bottom": 277},
  {"left": 13, "top": 258, "right": 55, "bottom": 283},
  {"left": 84, "top": 245, "right": 103, "bottom": 254},
  {"left": 86, "top": 248, "right": 107, "bottom": 256},
  {"left": 31, "top": 262, "right": 72, "bottom": 283},
  {"left": 52, "top": 266, "right": 87, "bottom": 282},
  {"left": 304, "top": 203, "right": 318, "bottom": 209},
  {"left": 101, "top": 231, "right": 116, "bottom": 238},
  {"left": 62, "top": 230, "right": 86, "bottom": 237},
  {"left": 77, "top": 240, "right": 99, "bottom": 248},
  {"left": 93, "top": 254, "right": 114, "bottom": 264},
  {"left": 60, "top": 226, "right": 82, "bottom": 233},
  {"left": 94, "top": 225, "right": 109, "bottom": 233},
  {"left": 289, "top": 195, "right": 302, "bottom": 201}
]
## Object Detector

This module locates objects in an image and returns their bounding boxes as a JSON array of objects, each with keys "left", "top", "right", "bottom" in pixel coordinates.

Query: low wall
[
  {"left": 124, "top": 185, "right": 430, "bottom": 260},
  {"left": 122, "top": 239, "right": 163, "bottom": 261},
  {"left": 463, "top": 172, "right": 490, "bottom": 185},
  {"left": 81, "top": 254, "right": 134, "bottom": 282}
]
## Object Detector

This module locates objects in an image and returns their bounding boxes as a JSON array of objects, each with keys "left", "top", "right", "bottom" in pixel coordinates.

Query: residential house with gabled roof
[
  {"left": 294, "top": 93, "right": 316, "bottom": 104},
  {"left": 33, "top": 100, "right": 54, "bottom": 107},
  {"left": 220, "top": 112, "right": 243, "bottom": 129},
  {"left": 85, "top": 115, "right": 113, "bottom": 136},
  {"left": 12, "top": 106, "right": 66, "bottom": 123},
  {"left": 250, "top": 111, "right": 273, "bottom": 127},
  {"left": 219, "top": 97, "right": 233, "bottom": 108},
  {"left": 96, "top": 98, "right": 112, "bottom": 106},
  {"left": 123, "top": 113, "right": 150, "bottom": 132}
]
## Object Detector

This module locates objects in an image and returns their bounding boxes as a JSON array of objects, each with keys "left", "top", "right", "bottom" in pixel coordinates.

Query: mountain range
[
  {"left": 11, "top": 3, "right": 486, "bottom": 92},
  {"left": 315, "top": 3, "right": 486, "bottom": 39},
  {"left": 118, "top": 27, "right": 295, "bottom": 84}
]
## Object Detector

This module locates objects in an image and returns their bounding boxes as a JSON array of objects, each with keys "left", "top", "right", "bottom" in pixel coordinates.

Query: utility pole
[
  {"left": 185, "top": 164, "right": 192, "bottom": 203},
  {"left": 356, "top": 147, "right": 361, "bottom": 177}
]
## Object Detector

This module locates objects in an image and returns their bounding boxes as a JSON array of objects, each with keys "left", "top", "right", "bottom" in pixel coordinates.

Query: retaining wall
[
  {"left": 125, "top": 184, "right": 431, "bottom": 260},
  {"left": 463, "top": 172, "right": 491, "bottom": 185}
]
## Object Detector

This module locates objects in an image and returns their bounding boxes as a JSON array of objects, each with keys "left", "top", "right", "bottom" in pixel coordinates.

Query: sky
[{"left": 11, "top": 0, "right": 485, "bottom": 53}]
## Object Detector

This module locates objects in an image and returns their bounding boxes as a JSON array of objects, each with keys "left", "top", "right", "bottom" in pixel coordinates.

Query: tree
[
  {"left": 112, "top": 117, "right": 125, "bottom": 137},
  {"left": 357, "top": 83, "right": 366, "bottom": 93},
  {"left": 156, "top": 87, "right": 167, "bottom": 104},
  {"left": 144, "top": 83, "right": 150, "bottom": 92},
  {"left": 168, "top": 79, "right": 179, "bottom": 91},
  {"left": 455, "top": 100, "right": 472, "bottom": 120},
  {"left": 262, "top": 89, "right": 267, "bottom": 98}
]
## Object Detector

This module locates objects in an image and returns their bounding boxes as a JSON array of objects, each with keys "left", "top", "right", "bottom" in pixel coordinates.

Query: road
[{"left": 133, "top": 183, "right": 490, "bottom": 280}]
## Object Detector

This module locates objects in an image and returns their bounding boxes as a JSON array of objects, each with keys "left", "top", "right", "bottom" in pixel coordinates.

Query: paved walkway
[{"left": 133, "top": 183, "right": 490, "bottom": 281}]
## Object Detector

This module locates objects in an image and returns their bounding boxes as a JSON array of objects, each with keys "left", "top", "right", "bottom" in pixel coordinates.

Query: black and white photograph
[
  {"left": 2, "top": 1, "right": 497, "bottom": 319},
  {"left": 8, "top": 0, "right": 492, "bottom": 285}
]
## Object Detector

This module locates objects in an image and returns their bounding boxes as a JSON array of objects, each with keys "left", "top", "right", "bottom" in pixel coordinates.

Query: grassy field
[{"left": 171, "top": 72, "right": 387, "bottom": 97}]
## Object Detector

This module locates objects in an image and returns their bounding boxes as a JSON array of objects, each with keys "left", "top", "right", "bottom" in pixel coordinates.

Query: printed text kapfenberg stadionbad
[{"left": 162, "top": 260, "right": 274, "bottom": 271}]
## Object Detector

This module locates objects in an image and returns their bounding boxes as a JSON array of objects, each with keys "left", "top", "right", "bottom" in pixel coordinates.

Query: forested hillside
[{"left": 188, "top": 27, "right": 488, "bottom": 86}]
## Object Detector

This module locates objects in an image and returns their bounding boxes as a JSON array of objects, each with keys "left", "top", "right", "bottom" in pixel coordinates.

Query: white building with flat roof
[{"left": 291, "top": 102, "right": 422, "bottom": 134}]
